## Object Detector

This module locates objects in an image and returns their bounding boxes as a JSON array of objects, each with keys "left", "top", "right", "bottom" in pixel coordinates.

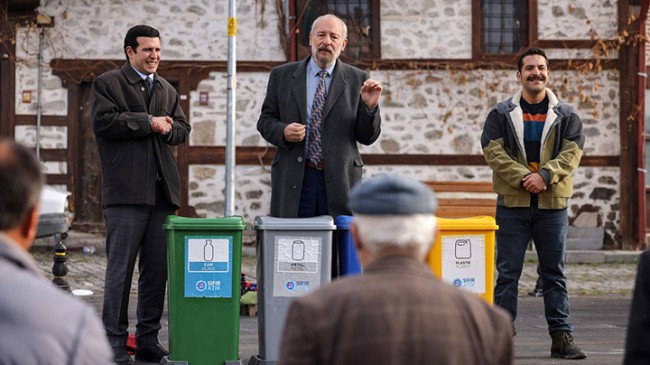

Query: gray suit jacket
[
  {"left": 257, "top": 57, "right": 381, "bottom": 217},
  {"left": 278, "top": 256, "right": 513, "bottom": 365},
  {"left": 0, "top": 233, "right": 114, "bottom": 364}
]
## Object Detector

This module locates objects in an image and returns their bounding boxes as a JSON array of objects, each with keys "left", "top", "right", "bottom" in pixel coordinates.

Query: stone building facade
[{"left": 2, "top": 0, "right": 643, "bottom": 247}]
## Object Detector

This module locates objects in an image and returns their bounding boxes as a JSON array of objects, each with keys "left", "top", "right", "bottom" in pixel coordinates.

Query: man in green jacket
[{"left": 481, "top": 48, "right": 587, "bottom": 360}]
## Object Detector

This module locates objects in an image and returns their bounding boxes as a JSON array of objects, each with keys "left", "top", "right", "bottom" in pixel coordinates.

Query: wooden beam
[
  {"left": 617, "top": 0, "right": 640, "bottom": 249},
  {"left": 49, "top": 57, "right": 617, "bottom": 84},
  {"left": 39, "top": 148, "right": 67, "bottom": 161},
  {"left": 15, "top": 115, "right": 69, "bottom": 126},
  {"left": 44, "top": 174, "right": 67, "bottom": 185},
  {"left": 186, "top": 147, "right": 619, "bottom": 167}
]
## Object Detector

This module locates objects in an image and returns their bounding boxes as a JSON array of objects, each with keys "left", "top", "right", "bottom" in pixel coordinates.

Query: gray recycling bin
[{"left": 249, "top": 215, "right": 336, "bottom": 365}]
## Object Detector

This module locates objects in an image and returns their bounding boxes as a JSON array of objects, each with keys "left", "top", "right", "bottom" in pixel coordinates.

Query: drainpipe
[
  {"left": 36, "top": 27, "right": 44, "bottom": 161},
  {"left": 638, "top": 1, "right": 649, "bottom": 249}
]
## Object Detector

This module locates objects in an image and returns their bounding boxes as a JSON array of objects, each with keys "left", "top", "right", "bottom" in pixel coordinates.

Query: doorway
[{"left": 73, "top": 82, "right": 104, "bottom": 231}]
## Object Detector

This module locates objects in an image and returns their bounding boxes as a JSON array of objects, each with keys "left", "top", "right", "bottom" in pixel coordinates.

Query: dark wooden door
[{"left": 74, "top": 82, "right": 104, "bottom": 231}]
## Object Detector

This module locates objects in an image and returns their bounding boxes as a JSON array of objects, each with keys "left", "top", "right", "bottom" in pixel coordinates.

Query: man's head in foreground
[
  {"left": 0, "top": 139, "right": 43, "bottom": 250},
  {"left": 348, "top": 174, "right": 438, "bottom": 266}
]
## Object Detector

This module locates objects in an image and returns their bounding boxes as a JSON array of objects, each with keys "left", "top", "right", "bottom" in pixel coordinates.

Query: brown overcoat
[{"left": 278, "top": 256, "right": 514, "bottom": 365}]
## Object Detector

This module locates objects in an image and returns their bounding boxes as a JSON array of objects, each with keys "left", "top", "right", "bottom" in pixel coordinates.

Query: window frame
[
  {"left": 473, "top": 0, "right": 538, "bottom": 62},
  {"left": 291, "top": 0, "right": 381, "bottom": 64}
]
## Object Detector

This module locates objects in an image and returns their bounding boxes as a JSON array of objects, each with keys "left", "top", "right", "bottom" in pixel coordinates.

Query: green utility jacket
[{"left": 480, "top": 88, "right": 584, "bottom": 209}]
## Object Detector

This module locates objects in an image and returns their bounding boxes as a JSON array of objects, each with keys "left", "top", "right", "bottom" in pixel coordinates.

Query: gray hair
[
  {"left": 311, "top": 14, "right": 348, "bottom": 40},
  {"left": 353, "top": 214, "right": 438, "bottom": 259}
]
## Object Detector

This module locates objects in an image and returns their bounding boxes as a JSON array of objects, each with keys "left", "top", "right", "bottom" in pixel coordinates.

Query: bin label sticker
[
  {"left": 441, "top": 234, "right": 485, "bottom": 294},
  {"left": 274, "top": 236, "right": 322, "bottom": 297},
  {"left": 184, "top": 236, "right": 233, "bottom": 298}
]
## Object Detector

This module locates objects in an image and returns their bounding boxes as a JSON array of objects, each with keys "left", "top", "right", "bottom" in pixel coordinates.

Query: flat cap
[{"left": 348, "top": 174, "right": 437, "bottom": 215}]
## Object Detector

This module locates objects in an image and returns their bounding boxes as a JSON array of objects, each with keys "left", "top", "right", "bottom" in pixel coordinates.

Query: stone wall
[
  {"left": 191, "top": 68, "right": 619, "bottom": 154},
  {"left": 14, "top": 0, "right": 283, "bottom": 116},
  {"left": 538, "top": 0, "right": 618, "bottom": 40},
  {"left": 11, "top": 0, "right": 624, "bottom": 246},
  {"left": 190, "top": 72, "right": 269, "bottom": 147},
  {"left": 380, "top": 0, "right": 472, "bottom": 59},
  {"left": 187, "top": 68, "right": 620, "bottom": 244}
]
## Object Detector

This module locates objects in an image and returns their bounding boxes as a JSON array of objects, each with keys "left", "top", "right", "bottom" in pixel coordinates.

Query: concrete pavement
[{"left": 30, "top": 231, "right": 640, "bottom": 364}]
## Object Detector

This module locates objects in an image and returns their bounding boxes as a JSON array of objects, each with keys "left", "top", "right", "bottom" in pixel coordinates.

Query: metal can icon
[{"left": 292, "top": 240, "right": 305, "bottom": 261}]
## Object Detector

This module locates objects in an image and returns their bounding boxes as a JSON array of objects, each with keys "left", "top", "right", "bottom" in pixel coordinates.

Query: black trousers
[{"left": 102, "top": 181, "right": 175, "bottom": 347}]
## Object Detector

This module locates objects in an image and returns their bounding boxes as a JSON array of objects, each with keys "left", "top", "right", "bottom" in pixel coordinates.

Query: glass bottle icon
[{"left": 204, "top": 239, "right": 214, "bottom": 261}]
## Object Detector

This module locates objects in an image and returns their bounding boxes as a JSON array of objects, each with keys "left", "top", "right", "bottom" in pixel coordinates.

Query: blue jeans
[{"left": 494, "top": 205, "right": 572, "bottom": 334}]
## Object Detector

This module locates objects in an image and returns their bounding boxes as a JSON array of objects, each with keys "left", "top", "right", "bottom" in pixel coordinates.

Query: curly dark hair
[{"left": 517, "top": 48, "right": 548, "bottom": 72}]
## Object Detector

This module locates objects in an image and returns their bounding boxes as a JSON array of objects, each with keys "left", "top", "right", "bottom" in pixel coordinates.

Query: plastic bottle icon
[
  {"left": 204, "top": 239, "right": 214, "bottom": 261},
  {"left": 455, "top": 239, "right": 472, "bottom": 259}
]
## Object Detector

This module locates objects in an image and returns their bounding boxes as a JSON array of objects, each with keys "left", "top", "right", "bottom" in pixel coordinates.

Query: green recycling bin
[{"left": 163, "top": 215, "right": 246, "bottom": 365}]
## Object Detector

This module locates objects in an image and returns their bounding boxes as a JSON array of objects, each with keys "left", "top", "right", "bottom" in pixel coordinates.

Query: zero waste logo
[
  {"left": 285, "top": 280, "right": 295, "bottom": 291},
  {"left": 196, "top": 280, "right": 207, "bottom": 292}
]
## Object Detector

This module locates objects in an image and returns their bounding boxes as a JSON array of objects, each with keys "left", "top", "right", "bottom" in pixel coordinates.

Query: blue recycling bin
[{"left": 335, "top": 215, "right": 362, "bottom": 276}]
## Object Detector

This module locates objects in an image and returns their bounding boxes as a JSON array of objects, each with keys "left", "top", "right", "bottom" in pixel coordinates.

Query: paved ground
[{"left": 31, "top": 231, "right": 640, "bottom": 364}]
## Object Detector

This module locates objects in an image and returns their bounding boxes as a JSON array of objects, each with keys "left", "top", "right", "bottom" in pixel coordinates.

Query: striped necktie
[{"left": 308, "top": 70, "right": 328, "bottom": 165}]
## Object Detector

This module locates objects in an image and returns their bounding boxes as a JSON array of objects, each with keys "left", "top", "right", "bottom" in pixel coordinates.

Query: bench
[{"left": 423, "top": 181, "right": 497, "bottom": 218}]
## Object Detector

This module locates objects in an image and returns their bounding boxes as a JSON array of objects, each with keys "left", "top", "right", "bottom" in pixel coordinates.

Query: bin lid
[
  {"left": 334, "top": 215, "right": 354, "bottom": 229},
  {"left": 437, "top": 216, "right": 499, "bottom": 230},
  {"left": 254, "top": 215, "right": 336, "bottom": 230},
  {"left": 163, "top": 215, "right": 246, "bottom": 231}
]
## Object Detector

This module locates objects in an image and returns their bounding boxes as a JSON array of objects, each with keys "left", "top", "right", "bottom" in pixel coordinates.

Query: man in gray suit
[
  {"left": 278, "top": 174, "right": 514, "bottom": 365},
  {"left": 257, "top": 14, "right": 383, "bottom": 219},
  {"left": 0, "top": 139, "right": 114, "bottom": 365}
]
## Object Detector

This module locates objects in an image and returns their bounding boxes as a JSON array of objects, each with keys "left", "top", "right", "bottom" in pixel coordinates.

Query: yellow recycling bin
[{"left": 427, "top": 216, "right": 498, "bottom": 304}]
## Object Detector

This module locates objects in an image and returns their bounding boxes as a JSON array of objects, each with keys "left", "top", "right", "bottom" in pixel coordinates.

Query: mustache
[
  {"left": 318, "top": 46, "right": 333, "bottom": 53},
  {"left": 527, "top": 75, "right": 545, "bottom": 82}
]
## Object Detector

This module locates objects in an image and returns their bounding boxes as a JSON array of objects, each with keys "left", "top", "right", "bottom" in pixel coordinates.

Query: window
[
  {"left": 481, "top": 0, "right": 529, "bottom": 55},
  {"left": 294, "top": 0, "right": 380, "bottom": 63}
]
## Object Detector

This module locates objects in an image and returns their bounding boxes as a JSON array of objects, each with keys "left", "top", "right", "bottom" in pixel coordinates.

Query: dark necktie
[
  {"left": 144, "top": 76, "right": 154, "bottom": 98},
  {"left": 308, "top": 70, "right": 328, "bottom": 165}
]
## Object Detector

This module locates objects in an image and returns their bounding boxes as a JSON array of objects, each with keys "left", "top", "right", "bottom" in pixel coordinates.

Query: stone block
[
  {"left": 567, "top": 226, "right": 604, "bottom": 250},
  {"left": 565, "top": 251, "right": 605, "bottom": 264}
]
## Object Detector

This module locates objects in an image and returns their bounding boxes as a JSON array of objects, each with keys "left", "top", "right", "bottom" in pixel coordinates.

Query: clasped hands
[
  {"left": 522, "top": 173, "right": 547, "bottom": 194},
  {"left": 151, "top": 116, "right": 174, "bottom": 135}
]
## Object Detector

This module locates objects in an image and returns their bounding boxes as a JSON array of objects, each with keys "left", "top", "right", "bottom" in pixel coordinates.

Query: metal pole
[
  {"left": 36, "top": 28, "right": 45, "bottom": 161},
  {"left": 224, "top": 0, "right": 237, "bottom": 216}
]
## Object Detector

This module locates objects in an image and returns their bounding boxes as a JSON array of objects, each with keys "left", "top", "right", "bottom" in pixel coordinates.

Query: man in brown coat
[{"left": 278, "top": 174, "right": 514, "bottom": 365}]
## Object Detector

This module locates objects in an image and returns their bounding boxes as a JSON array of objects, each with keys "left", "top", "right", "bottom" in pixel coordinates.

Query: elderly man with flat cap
[{"left": 277, "top": 174, "right": 514, "bottom": 365}]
